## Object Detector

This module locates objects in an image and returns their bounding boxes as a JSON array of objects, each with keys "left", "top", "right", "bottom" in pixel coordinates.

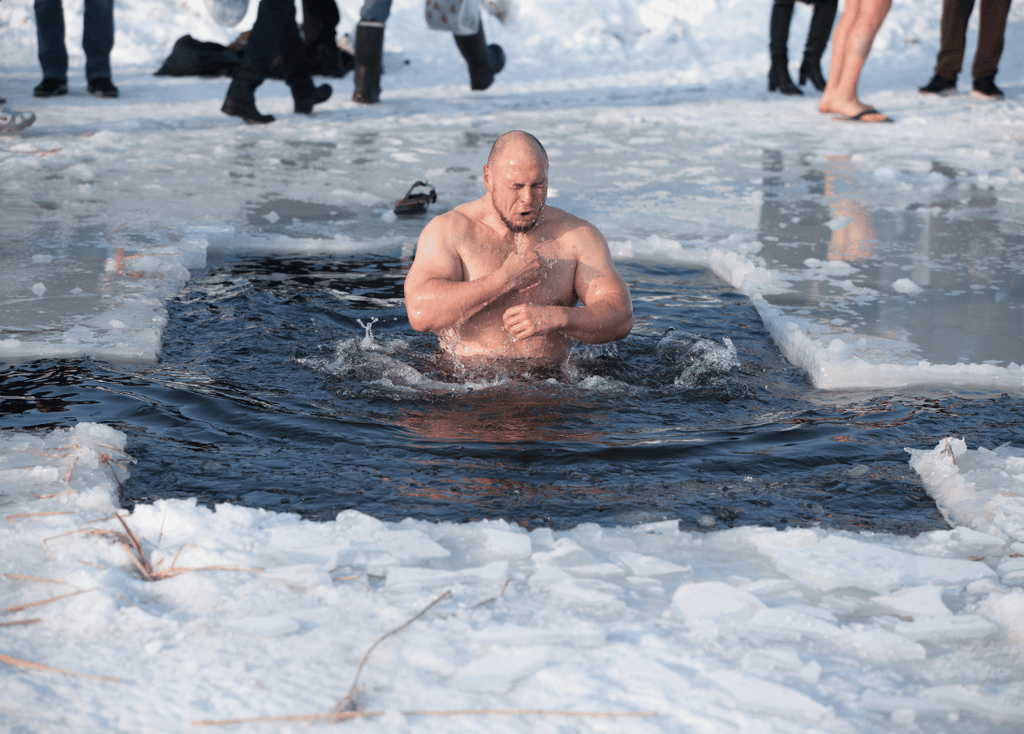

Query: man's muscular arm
[
  {"left": 502, "top": 222, "right": 632, "bottom": 344},
  {"left": 404, "top": 212, "right": 544, "bottom": 333}
]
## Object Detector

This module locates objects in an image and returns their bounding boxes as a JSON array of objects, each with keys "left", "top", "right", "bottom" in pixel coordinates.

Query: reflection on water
[
  {"left": 5, "top": 253, "right": 1007, "bottom": 534},
  {"left": 757, "top": 148, "right": 1024, "bottom": 367}
]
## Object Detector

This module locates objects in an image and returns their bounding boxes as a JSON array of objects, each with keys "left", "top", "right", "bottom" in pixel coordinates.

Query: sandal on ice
[
  {"left": 833, "top": 108, "right": 892, "bottom": 123},
  {"left": 394, "top": 181, "right": 437, "bottom": 215}
]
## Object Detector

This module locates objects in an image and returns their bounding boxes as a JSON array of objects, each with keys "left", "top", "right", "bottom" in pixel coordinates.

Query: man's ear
[{"left": 482, "top": 164, "right": 492, "bottom": 193}]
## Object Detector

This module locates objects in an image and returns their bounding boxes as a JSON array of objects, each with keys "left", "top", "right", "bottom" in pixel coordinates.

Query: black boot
[
  {"left": 222, "top": 65, "right": 274, "bottom": 123},
  {"left": 454, "top": 24, "right": 505, "bottom": 91},
  {"left": 799, "top": 0, "right": 836, "bottom": 90},
  {"left": 352, "top": 21, "right": 384, "bottom": 104},
  {"left": 768, "top": 2, "right": 801, "bottom": 95},
  {"left": 293, "top": 81, "right": 332, "bottom": 113}
]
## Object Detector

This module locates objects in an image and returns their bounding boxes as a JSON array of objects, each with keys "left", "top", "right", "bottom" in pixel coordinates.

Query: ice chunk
[
  {"left": 450, "top": 649, "right": 547, "bottom": 693},
  {"left": 709, "top": 670, "right": 832, "bottom": 722},
  {"left": 893, "top": 614, "right": 997, "bottom": 642},
  {"left": 672, "top": 581, "right": 765, "bottom": 621},
  {"left": 773, "top": 536, "right": 995, "bottom": 593}
]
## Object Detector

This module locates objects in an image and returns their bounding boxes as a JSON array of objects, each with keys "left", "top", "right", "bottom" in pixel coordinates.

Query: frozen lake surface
[{"left": 2, "top": 1, "right": 1024, "bottom": 732}]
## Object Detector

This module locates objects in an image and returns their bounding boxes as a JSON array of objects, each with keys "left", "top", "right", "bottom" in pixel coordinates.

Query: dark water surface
[{"left": 4, "top": 253, "right": 1020, "bottom": 533}]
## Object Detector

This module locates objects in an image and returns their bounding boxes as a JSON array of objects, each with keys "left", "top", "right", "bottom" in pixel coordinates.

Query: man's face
[{"left": 484, "top": 147, "right": 548, "bottom": 234}]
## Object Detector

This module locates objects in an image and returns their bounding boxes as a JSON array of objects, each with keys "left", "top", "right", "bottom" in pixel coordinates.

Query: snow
[{"left": 3, "top": 0, "right": 1024, "bottom": 731}]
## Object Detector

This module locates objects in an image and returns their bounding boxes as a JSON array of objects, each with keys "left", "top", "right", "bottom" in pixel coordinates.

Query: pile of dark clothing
[{"left": 155, "top": 31, "right": 352, "bottom": 79}]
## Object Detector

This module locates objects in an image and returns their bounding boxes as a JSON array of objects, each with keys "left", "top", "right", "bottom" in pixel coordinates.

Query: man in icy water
[{"left": 404, "top": 130, "right": 633, "bottom": 372}]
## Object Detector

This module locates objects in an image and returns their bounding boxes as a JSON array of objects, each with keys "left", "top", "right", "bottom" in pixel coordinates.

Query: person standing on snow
[
  {"left": 351, "top": 0, "right": 505, "bottom": 103},
  {"left": 32, "top": 0, "right": 118, "bottom": 98},
  {"left": 221, "top": 0, "right": 333, "bottom": 123},
  {"left": 918, "top": 0, "right": 1011, "bottom": 99},
  {"left": 768, "top": 0, "right": 838, "bottom": 95}
]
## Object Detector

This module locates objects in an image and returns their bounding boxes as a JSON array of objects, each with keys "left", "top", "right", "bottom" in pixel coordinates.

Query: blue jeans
[
  {"left": 34, "top": 0, "right": 114, "bottom": 81},
  {"left": 359, "top": 0, "right": 392, "bottom": 22}
]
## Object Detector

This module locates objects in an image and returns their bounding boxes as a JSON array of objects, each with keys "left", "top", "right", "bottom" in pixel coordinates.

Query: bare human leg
[{"left": 819, "top": 0, "right": 892, "bottom": 121}]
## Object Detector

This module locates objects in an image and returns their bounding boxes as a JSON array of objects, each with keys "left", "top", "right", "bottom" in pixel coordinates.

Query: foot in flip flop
[{"left": 832, "top": 107, "right": 892, "bottom": 123}]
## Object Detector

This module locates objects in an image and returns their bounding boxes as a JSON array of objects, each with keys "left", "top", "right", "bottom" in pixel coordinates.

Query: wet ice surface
[{"left": 2, "top": 73, "right": 1023, "bottom": 379}]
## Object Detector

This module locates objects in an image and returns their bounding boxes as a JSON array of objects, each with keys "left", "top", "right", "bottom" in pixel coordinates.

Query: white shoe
[{"left": 0, "top": 107, "right": 36, "bottom": 134}]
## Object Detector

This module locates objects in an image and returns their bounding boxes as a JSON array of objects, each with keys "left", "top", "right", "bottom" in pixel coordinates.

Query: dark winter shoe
[
  {"left": 88, "top": 78, "right": 119, "bottom": 98},
  {"left": 453, "top": 26, "right": 505, "bottom": 91},
  {"left": 798, "top": 58, "right": 826, "bottom": 91},
  {"left": 0, "top": 108, "right": 36, "bottom": 134},
  {"left": 34, "top": 78, "right": 68, "bottom": 97},
  {"left": 294, "top": 83, "right": 332, "bottom": 113},
  {"left": 768, "top": 61, "right": 802, "bottom": 95},
  {"left": 919, "top": 74, "right": 957, "bottom": 96},
  {"left": 971, "top": 76, "right": 1003, "bottom": 100},
  {"left": 221, "top": 99, "right": 275, "bottom": 124}
]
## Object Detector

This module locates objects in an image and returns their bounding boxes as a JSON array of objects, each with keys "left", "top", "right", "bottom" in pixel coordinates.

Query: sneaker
[
  {"left": 918, "top": 74, "right": 957, "bottom": 96},
  {"left": 0, "top": 108, "right": 36, "bottom": 135},
  {"left": 34, "top": 78, "right": 68, "bottom": 97},
  {"left": 87, "top": 78, "right": 119, "bottom": 98},
  {"left": 971, "top": 75, "right": 1003, "bottom": 100}
]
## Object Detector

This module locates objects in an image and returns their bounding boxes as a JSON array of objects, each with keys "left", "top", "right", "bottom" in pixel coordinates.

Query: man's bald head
[{"left": 487, "top": 130, "right": 548, "bottom": 170}]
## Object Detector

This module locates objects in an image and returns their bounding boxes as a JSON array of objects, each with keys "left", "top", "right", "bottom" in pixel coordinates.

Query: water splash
[
  {"left": 655, "top": 329, "right": 740, "bottom": 387},
  {"left": 355, "top": 317, "right": 378, "bottom": 350}
]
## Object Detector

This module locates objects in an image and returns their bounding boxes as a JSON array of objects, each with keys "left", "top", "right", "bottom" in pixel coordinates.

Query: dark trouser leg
[
  {"left": 768, "top": 1, "right": 801, "bottom": 94},
  {"left": 934, "top": 0, "right": 974, "bottom": 79},
  {"left": 82, "top": 0, "right": 114, "bottom": 81},
  {"left": 454, "top": 21, "right": 505, "bottom": 91},
  {"left": 301, "top": 0, "right": 338, "bottom": 51},
  {"left": 972, "top": 0, "right": 1011, "bottom": 79},
  {"left": 34, "top": 0, "right": 69, "bottom": 81},
  {"left": 800, "top": 0, "right": 836, "bottom": 90},
  {"left": 223, "top": 0, "right": 303, "bottom": 122}
]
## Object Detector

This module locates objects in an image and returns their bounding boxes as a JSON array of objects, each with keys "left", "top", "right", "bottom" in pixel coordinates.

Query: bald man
[{"left": 404, "top": 130, "right": 633, "bottom": 368}]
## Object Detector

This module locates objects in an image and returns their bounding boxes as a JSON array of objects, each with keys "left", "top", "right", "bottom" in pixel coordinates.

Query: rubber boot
[
  {"left": 352, "top": 21, "right": 384, "bottom": 104},
  {"left": 768, "top": 3, "right": 801, "bottom": 95},
  {"left": 222, "top": 64, "right": 274, "bottom": 123},
  {"left": 799, "top": 0, "right": 836, "bottom": 91},
  {"left": 454, "top": 23, "right": 505, "bottom": 91}
]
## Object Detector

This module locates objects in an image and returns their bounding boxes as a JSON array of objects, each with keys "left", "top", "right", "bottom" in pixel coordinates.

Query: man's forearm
[
  {"left": 406, "top": 272, "right": 510, "bottom": 332},
  {"left": 558, "top": 298, "right": 633, "bottom": 344}
]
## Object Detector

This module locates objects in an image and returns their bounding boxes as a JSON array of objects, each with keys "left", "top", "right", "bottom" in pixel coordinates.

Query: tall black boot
[
  {"left": 768, "top": 2, "right": 802, "bottom": 95},
  {"left": 352, "top": 21, "right": 384, "bottom": 104},
  {"left": 454, "top": 23, "right": 505, "bottom": 91},
  {"left": 222, "top": 63, "right": 275, "bottom": 123},
  {"left": 800, "top": 0, "right": 837, "bottom": 90}
]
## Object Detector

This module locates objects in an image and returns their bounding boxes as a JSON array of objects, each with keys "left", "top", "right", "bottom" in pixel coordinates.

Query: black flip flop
[
  {"left": 834, "top": 108, "right": 893, "bottom": 123},
  {"left": 394, "top": 181, "right": 437, "bottom": 215}
]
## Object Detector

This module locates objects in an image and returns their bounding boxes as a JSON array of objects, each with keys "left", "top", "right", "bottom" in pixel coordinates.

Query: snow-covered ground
[{"left": 2, "top": 0, "right": 1024, "bottom": 732}]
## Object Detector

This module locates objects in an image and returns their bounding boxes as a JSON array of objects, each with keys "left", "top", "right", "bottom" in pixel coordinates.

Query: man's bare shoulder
[
  {"left": 538, "top": 206, "right": 606, "bottom": 248},
  {"left": 420, "top": 198, "right": 490, "bottom": 243}
]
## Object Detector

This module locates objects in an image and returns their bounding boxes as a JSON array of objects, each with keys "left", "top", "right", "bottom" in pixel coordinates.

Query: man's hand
[
  {"left": 502, "top": 303, "right": 565, "bottom": 340},
  {"left": 499, "top": 249, "right": 546, "bottom": 292}
]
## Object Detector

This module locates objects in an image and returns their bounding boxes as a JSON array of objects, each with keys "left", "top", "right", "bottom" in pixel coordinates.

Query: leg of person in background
[
  {"left": 301, "top": 0, "right": 352, "bottom": 77},
  {"left": 32, "top": 0, "right": 69, "bottom": 97},
  {"left": 819, "top": 0, "right": 892, "bottom": 121},
  {"left": 799, "top": 0, "right": 837, "bottom": 91},
  {"left": 970, "top": 0, "right": 1011, "bottom": 99},
  {"left": 453, "top": 18, "right": 505, "bottom": 90},
  {"left": 920, "top": 0, "right": 971, "bottom": 95},
  {"left": 768, "top": 1, "right": 801, "bottom": 95},
  {"left": 222, "top": 0, "right": 331, "bottom": 123},
  {"left": 352, "top": 0, "right": 391, "bottom": 103},
  {"left": 83, "top": 0, "right": 118, "bottom": 97}
]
